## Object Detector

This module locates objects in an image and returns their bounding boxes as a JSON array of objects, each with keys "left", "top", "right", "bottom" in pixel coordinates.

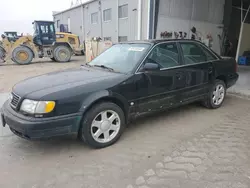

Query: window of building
[
  {"left": 147, "top": 43, "right": 179, "bottom": 68},
  {"left": 118, "top": 36, "right": 128, "bottom": 42},
  {"left": 104, "top": 37, "right": 112, "bottom": 41},
  {"left": 103, "top": 8, "right": 112, "bottom": 22},
  {"left": 180, "top": 42, "right": 207, "bottom": 64},
  {"left": 56, "top": 20, "right": 60, "bottom": 28},
  {"left": 91, "top": 12, "right": 98, "bottom": 24},
  {"left": 118, "top": 4, "right": 128, "bottom": 19}
]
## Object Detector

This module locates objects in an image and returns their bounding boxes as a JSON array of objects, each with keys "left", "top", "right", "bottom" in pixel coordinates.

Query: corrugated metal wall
[
  {"left": 156, "top": 0, "right": 225, "bottom": 54},
  {"left": 158, "top": 0, "right": 225, "bottom": 24}
]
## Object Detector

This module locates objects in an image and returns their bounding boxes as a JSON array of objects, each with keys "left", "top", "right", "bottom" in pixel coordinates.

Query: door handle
[
  {"left": 176, "top": 73, "right": 182, "bottom": 80},
  {"left": 208, "top": 67, "right": 213, "bottom": 74}
]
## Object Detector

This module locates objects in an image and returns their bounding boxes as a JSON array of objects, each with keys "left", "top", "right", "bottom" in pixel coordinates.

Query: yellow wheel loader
[{"left": 0, "top": 21, "right": 81, "bottom": 65}]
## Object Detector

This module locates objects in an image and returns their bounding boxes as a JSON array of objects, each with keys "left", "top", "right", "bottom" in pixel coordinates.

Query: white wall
[
  {"left": 156, "top": 0, "right": 225, "bottom": 54},
  {"left": 156, "top": 17, "right": 223, "bottom": 54}
]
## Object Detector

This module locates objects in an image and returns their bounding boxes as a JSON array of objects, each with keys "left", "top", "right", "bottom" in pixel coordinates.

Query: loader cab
[{"left": 33, "top": 21, "right": 56, "bottom": 46}]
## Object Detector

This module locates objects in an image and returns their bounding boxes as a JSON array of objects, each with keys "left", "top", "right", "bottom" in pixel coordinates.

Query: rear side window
[
  {"left": 180, "top": 43, "right": 206, "bottom": 64},
  {"left": 200, "top": 45, "right": 218, "bottom": 61},
  {"left": 180, "top": 42, "right": 217, "bottom": 65}
]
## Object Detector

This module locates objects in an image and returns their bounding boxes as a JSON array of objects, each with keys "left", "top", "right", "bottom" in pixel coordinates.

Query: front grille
[{"left": 10, "top": 93, "right": 21, "bottom": 108}]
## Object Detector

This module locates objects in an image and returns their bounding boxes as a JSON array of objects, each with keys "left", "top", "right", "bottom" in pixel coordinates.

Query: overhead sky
[{"left": 0, "top": 0, "right": 77, "bottom": 35}]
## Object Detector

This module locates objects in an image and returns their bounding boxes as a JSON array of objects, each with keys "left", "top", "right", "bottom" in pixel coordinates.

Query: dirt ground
[{"left": 0, "top": 56, "right": 85, "bottom": 93}]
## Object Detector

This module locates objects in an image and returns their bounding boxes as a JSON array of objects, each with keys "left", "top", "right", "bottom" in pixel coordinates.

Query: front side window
[
  {"left": 180, "top": 42, "right": 207, "bottom": 64},
  {"left": 103, "top": 8, "right": 112, "bottom": 22},
  {"left": 88, "top": 43, "right": 151, "bottom": 73},
  {"left": 118, "top": 4, "right": 128, "bottom": 18},
  {"left": 91, "top": 12, "right": 98, "bottom": 24},
  {"left": 146, "top": 43, "right": 179, "bottom": 69}
]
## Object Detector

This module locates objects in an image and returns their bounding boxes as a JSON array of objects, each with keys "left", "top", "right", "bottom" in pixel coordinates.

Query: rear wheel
[
  {"left": 202, "top": 79, "right": 226, "bottom": 109},
  {"left": 53, "top": 45, "right": 72, "bottom": 62},
  {"left": 78, "top": 102, "right": 125, "bottom": 149},
  {"left": 12, "top": 46, "right": 33, "bottom": 65}
]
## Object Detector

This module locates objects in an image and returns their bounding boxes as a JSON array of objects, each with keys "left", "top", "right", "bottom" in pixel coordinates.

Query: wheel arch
[
  {"left": 216, "top": 75, "right": 227, "bottom": 87},
  {"left": 53, "top": 42, "right": 73, "bottom": 52},
  {"left": 79, "top": 91, "right": 129, "bottom": 125}
]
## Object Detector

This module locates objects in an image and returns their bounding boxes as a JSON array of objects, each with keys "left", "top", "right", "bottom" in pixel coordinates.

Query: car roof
[{"left": 121, "top": 39, "right": 203, "bottom": 45}]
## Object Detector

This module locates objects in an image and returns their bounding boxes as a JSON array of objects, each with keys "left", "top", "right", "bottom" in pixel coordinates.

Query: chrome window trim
[{"left": 134, "top": 40, "right": 219, "bottom": 74}]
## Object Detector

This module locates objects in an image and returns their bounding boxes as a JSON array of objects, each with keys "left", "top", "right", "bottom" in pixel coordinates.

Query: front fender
[
  {"left": 53, "top": 42, "right": 73, "bottom": 51},
  {"left": 79, "top": 90, "right": 129, "bottom": 115},
  {"left": 79, "top": 90, "right": 110, "bottom": 112}
]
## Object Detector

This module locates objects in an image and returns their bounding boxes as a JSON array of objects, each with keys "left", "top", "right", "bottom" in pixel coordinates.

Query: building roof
[{"left": 53, "top": 0, "right": 97, "bottom": 16}]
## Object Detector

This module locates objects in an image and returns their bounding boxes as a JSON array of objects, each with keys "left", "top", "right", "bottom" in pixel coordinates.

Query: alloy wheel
[
  {"left": 212, "top": 84, "right": 225, "bottom": 106},
  {"left": 91, "top": 110, "right": 121, "bottom": 144}
]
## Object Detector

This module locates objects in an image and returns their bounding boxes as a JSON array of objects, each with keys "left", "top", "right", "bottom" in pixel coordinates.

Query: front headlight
[{"left": 20, "top": 99, "right": 55, "bottom": 114}]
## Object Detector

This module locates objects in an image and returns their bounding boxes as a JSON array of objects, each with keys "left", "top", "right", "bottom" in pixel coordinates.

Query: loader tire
[
  {"left": 0, "top": 46, "right": 6, "bottom": 62},
  {"left": 12, "top": 46, "right": 33, "bottom": 65},
  {"left": 53, "top": 46, "right": 71, "bottom": 62}
]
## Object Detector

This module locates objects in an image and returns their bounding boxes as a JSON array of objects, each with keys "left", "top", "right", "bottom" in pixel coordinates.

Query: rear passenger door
[{"left": 178, "top": 42, "right": 218, "bottom": 102}]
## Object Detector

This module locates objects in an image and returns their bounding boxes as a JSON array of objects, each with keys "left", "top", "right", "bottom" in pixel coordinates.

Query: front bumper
[{"left": 1, "top": 101, "right": 82, "bottom": 140}]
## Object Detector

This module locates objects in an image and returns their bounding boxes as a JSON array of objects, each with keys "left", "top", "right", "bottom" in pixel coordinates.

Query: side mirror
[{"left": 143, "top": 63, "right": 159, "bottom": 71}]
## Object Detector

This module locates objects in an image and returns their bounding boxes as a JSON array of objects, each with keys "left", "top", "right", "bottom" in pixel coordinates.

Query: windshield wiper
[
  {"left": 81, "top": 63, "right": 92, "bottom": 68},
  {"left": 94, "top": 65, "right": 114, "bottom": 72}
]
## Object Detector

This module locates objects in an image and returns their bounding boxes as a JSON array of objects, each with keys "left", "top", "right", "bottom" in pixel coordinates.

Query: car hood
[{"left": 13, "top": 67, "right": 123, "bottom": 97}]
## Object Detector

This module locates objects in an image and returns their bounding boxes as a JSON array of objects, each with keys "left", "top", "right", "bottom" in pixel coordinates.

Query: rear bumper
[
  {"left": 1, "top": 101, "right": 82, "bottom": 140},
  {"left": 227, "top": 73, "right": 239, "bottom": 88}
]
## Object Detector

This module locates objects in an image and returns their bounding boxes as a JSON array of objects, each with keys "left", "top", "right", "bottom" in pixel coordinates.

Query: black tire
[
  {"left": 0, "top": 47, "right": 6, "bottom": 63},
  {"left": 53, "top": 45, "right": 72, "bottom": 62},
  {"left": 202, "top": 79, "right": 226, "bottom": 109},
  {"left": 12, "top": 46, "right": 33, "bottom": 65},
  {"left": 50, "top": 57, "right": 56, "bottom": 62},
  {"left": 78, "top": 102, "right": 125, "bottom": 149}
]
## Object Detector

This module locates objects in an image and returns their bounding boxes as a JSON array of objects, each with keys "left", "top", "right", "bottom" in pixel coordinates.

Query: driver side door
[{"left": 135, "top": 42, "right": 186, "bottom": 113}]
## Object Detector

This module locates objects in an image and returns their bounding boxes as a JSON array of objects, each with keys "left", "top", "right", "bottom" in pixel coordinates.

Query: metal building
[{"left": 53, "top": 0, "right": 225, "bottom": 54}]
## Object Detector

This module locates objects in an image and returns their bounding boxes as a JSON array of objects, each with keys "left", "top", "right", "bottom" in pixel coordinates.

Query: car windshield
[{"left": 88, "top": 43, "right": 151, "bottom": 73}]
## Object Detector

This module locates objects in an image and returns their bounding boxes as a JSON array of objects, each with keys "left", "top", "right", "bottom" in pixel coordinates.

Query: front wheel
[
  {"left": 78, "top": 102, "right": 125, "bottom": 149},
  {"left": 12, "top": 46, "right": 34, "bottom": 65},
  {"left": 202, "top": 79, "right": 226, "bottom": 109}
]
